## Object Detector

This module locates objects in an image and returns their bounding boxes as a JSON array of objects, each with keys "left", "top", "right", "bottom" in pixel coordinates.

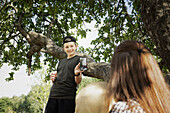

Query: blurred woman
[{"left": 106, "top": 40, "right": 170, "bottom": 113}]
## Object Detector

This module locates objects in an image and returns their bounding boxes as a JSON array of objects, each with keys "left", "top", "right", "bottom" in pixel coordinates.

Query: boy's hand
[
  {"left": 74, "top": 63, "right": 84, "bottom": 76},
  {"left": 50, "top": 72, "right": 57, "bottom": 83}
]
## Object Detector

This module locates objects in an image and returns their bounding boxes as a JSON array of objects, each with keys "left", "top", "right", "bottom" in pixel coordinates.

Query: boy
[{"left": 45, "top": 36, "right": 83, "bottom": 113}]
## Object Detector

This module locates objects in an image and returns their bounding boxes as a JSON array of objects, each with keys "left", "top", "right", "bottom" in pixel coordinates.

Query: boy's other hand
[{"left": 50, "top": 72, "right": 57, "bottom": 83}]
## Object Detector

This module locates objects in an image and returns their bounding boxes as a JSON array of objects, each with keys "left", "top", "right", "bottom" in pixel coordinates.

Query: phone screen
[{"left": 80, "top": 57, "right": 87, "bottom": 71}]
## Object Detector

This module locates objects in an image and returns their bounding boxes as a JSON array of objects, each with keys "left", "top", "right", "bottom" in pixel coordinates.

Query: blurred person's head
[{"left": 107, "top": 40, "right": 169, "bottom": 113}]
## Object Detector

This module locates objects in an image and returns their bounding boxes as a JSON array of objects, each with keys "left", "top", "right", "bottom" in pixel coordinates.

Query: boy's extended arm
[{"left": 75, "top": 73, "right": 82, "bottom": 84}]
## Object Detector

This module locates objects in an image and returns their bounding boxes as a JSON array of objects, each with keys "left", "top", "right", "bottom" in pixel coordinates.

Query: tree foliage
[
  {"left": 0, "top": 85, "right": 50, "bottom": 113},
  {"left": 0, "top": 97, "right": 13, "bottom": 112},
  {"left": 0, "top": 0, "right": 169, "bottom": 80}
]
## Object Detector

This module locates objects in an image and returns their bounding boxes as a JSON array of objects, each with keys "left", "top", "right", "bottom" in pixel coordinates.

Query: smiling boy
[{"left": 45, "top": 36, "right": 83, "bottom": 113}]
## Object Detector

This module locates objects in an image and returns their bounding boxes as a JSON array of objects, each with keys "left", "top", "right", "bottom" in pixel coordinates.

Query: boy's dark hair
[{"left": 63, "top": 36, "right": 76, "bottom": 44}]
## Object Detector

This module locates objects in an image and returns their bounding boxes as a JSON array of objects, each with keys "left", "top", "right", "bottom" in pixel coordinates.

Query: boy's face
[{"left": 63, "top": 42, "right": 77, "bottom": 58}]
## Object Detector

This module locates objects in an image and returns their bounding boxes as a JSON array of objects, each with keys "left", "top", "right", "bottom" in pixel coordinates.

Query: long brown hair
[{"left": 106, "top": 40, "right": 170, "bottom": 113}]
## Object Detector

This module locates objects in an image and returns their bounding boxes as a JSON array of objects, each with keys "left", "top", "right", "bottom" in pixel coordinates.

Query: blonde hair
[{"left": 106, "top": 40, "right": 170, "bottom": 113}]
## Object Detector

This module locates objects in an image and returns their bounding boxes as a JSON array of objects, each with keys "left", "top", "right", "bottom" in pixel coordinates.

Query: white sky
[
  {"left": 0, "top": 22, "right": 98, "bottom": 98},
  {"left": 0, "top": 65, "right": 34, "bottom": 97}
]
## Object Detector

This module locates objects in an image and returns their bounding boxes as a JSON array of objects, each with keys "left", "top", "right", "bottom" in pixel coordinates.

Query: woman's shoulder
[{"left": 110, "top": 100, "right": 145, "bottom": 113}]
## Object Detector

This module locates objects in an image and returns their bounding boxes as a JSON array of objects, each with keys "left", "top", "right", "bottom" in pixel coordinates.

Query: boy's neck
[{"left": 67, "top": 54, "right": 76, "bottom": 59}]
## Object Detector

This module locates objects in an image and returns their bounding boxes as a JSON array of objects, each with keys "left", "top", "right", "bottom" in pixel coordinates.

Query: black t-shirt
[{"left": 49, "top": 55, "right": 80, "bottom": 99}]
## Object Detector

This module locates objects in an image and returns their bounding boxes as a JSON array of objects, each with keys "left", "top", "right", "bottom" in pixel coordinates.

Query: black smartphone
[{"left": 80, "top": 57, "right": 87, "bottom": 71}]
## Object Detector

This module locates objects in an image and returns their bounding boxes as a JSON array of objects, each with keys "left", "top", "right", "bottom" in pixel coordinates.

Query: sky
[{"left": 0, "top": 21, "right": 98, "bottom": 98}]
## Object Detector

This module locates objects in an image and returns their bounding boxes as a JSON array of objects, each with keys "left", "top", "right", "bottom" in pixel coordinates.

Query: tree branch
[
  {"left": 14, "top": 12, "right": 111, "bottom": 79},
  {"left": 47, "top": 18, "right": 55, "bottom": 38},
  {"left": 56, "top": 19, "right": 65, "bottom": 37},
  {"left": 83, "top": 61, "right": 110, "bottom": 81},
  {"left": 14, "top": 12, "right": 32, "bottom": 44}
]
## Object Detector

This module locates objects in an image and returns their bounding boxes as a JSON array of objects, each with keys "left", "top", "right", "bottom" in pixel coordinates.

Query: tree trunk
[{"left": 140, "top": 0, "right": 170, "bottom": 70}]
